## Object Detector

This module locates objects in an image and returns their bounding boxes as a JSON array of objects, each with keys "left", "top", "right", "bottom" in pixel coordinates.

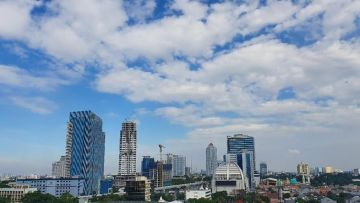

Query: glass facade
[
  {"left": 65, "top": 111, "right": 105, "bottom": 195},
  {"left": 141, "top": 156, "right": 155, "bottom": 178},
  {"left": 237, "top": 151, "right": 254, "bottom": 190}
]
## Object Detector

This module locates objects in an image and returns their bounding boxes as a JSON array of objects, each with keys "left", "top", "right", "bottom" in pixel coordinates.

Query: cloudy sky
[{"left": 0, "top": 0, "right": 360, "bottom": 175}]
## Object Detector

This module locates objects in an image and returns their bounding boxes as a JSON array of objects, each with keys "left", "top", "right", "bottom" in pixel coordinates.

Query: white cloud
[
  {"left": 0, "top": 65, "right": 71, "bottom": 90},
  {"left": 288, "top": 149, "right": 301, "bottom": 155},
  {"left": 10, "top": 96, "right": 57, "bottom": 114}
]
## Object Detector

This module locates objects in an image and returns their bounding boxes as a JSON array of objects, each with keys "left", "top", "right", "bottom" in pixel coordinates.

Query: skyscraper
[
  {"left": 237, "top": 150, "right": 255, "bottom": 191},
  {"left": 172, "top": 155, "right": 186, "bottom": 177},
  {"left": 141, "top": 156, "right": 155, "bottom": 179},
  {"left": 260, "top": 162, "right": 267, "bottom": 178},
  {"left": 227, "top": 134, "right": 256, "bottom": 191},
  {"left": 227, "top": 134, "right": 256, "bottom": 169},
  {"left": 65, "top": 111, "right": 105, "bottom": 195},
  {"left": 52, "top": 156, "right": 66, "bottom": 177},
  {"left": 206, "top": 143, "right": 217, "bottom": 176},
  {"left": 119, "top": 121, "right": 137, "bottom": 175}
]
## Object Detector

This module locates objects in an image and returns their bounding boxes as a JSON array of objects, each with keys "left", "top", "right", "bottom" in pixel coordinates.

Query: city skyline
[{"left": 1, "top": 0, "right": 360, "bottom": 176}]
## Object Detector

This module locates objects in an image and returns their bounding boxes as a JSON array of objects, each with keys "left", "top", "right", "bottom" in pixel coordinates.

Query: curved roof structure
[{"left": 214, "top": 162, "right": 244, "bottom": 181}]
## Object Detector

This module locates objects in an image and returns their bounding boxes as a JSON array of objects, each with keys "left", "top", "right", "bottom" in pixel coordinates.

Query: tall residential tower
[
  {"left": 65, "top": 111, "right": 105, "bottom": 195},
  {"left": 206, "top": 143, "right": 217, "bottom": 176},
  {"left": 118, "top": 121, "right": 137, "bottom": 175}
]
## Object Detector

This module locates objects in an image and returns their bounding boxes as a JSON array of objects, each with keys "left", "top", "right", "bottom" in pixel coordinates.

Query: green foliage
[
  {"left": 283, "top": 193, "right": 291, "bottom": 199},
  {"left": 57, "top": 192, "right": 78, "bottom": 203},
  {"left": 0, "top": 197, "right": 11, "bottom": 203},
  {"left": 0, "top": 181, "right": 10, "bottom": 188},
  {"left": 151, "top": 192, "right": 175, "bottom": 202},
  {"left": 176, "top": 192, "right": 185, "bottom": 200},
  {"left": 89, "top": 193, "right": 126, "bottom": 202},
  {"left": 311, "top": 174, "right": 359, "bottom": 187},
  {"left": 22, "top": 191, "right": 57, "bottom": 203},
  {"left": 187, "top": 197, "right": 213, "bottom": 203},
  {"left": 296, "top": 198, "right": 320, "bottom": 203}
]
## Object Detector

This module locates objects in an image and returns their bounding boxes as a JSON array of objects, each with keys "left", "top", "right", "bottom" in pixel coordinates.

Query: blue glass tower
[
  {"left": 65, "top": 111, "right": 105, "bottom": 195},
  {"left": 227, "top": 134, "right": 256, "bottom": 191},
  {"left": 141, "top": 156, "right": 155, "bottom": 178}
]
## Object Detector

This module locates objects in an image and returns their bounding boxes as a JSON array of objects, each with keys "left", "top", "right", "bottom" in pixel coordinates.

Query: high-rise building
[
  {"left": 297, "top": 162, "right": 310, "bottom": 184},
  {"left": 260, "top": 162, "right": 267, "bottom": 178},
  {"left": 227, "top": 134, "right": 256, "bottom": 168},
  {"left": 64, "top": 111, "right": 105, "bottom": 195},
  {"left": 206, "top": 143, "right": 217, "bottom": 176},
  {"left": 52, "top": 156, "right": 66, "bottom": 177},
  {"left": 172, "top": 155, "right": 186, "bottom": 177},
  {"left": 141, "top": 156, "right": 155, "bottom": 179},
  {"left": 227, "top": 134, "right": 256, "bottom": 191},
  {"left": 118, "top": 121, "right": 137, "bottom": 176},
  {"left": 237, "top": 150, "right": 255, "bottom": 191},
  {"left": 125, "top": 176, "right": 151, "bottom": 202}
]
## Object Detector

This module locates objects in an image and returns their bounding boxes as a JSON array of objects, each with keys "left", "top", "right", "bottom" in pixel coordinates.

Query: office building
[
  {"left": 52, "top": 156, "right": 66, "bottom": 178},
  {"left": 125, "top": 176, "right": 151, "bottom": 202},
  {"left": 353, "top": 168, "right": 360, "bottom": 176},
  {"left": 163, "top": 163, "right": 172, "bottom": 186},
  {"left": 185, "top": 167, "right": 191, "bottom": 176},
  {"left": 237, "top": 150, "right": 255, "bottom": 190},
  {"left": 260, "top": 162, "right": 267, "bottom": 178},
  {"left": 186, "top": 186, "right": 211, "bottom": 200},
  {"left": 99, "top": 179, "right": 113, "bottom": 194},
  {"left": 211, "top": 162, "right": 245, "bottom": 195},
  {"left": 224, "top": 153, "right": 237, "bottom": 163},
  {"left": 297, "top": 162, "right": 310, "bottom": 184},
  {"left": 323, "top": 166, "right": 334, "bottom": 174},
  {"left": 64, "top": 111, "right": 105, "bottom": 195},
  {"left": 141, "top": 156, "right": 155, "bottom": 179},
  {"left": 119, "top": 121, "right": 137, "bottom": 176},
  {"left": 227, "top": 134, "right": 256, "bottom": 168},
  {"left": 206, "top": 143, "right": 217, "bottom": 176},
  {"left": 172, "top": 155, "right": 186, "bottom": 177},
  {"left": 0, "top": 185, "right": 37, "bottom": 203},
  {"left": 16, "top": 177, "right": 84, "bottom": 197}
]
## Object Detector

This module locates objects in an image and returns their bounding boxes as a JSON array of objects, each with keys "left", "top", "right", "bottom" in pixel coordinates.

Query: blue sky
[{"left": 1, "top": 0, "right": 360, "bottom": 175}]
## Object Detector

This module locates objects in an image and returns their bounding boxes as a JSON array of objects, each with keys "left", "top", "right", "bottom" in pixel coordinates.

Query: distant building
[
  {"left": 185, "top": 167, "right": 191, "bottom": 177},
  {"left": 206, "top": 143, "right": 217, "bottom": 176},
  {"left": 320, "top": 197, "right": 336, "bottom": 203},
  {"left": 227, "top": 134, "right": 256, "bottom": 169},
  {"left": 186, "top": 186, "right": 211, "bottom": 200},
  {"left": 52, "top": 156, "right": 66, "bottom": 178},
  {"left": 254, "top": 171, "right": 260, "bottom": 187},
  {"left": 99, "top": 179, "right": 113, "bottom": 194},
  {"left": 297, "top": 162, "right": 310, "bottom": 184},
  {"left": 323, "top": 166, "right": 334, "bottom": 174},
  {"left": 237, "top": 150, "right": 255, "bottom": 190},
  {"left": 211, "top": 162, "right": 245, "bottom": 195},
  {"left": 141, "top": 156, "right": 155, "bottom": 179},
  {"left": 119, "top": 121, "right": 137, "bottom": 176},
  {"left": 260, "top": 162, "right": 267, "bottom": 178},
  {"left": 297, "top": 162, "right": 310, "bottom": 175},
  {"left": 0, "top": 185, "right": 37, "bottom": 203},
  {"left": 353, "top": 168, "right": 360, "bottom": 176},
  {"left": 125, "top": 176, "right": 151, "bottom": 202},
  {"left": 64, "top": 111, "right": 105, "bottom": 195},
  {"left": 163, "top": 163, "right": 172, "bottom": 186},
  {"left": 223, "top": 153, "right": 237, "bottom": 163},
  {"left": 172, "top": 155, "right": 186, "bottom": 177},
  {"left": 113, "top": 175, "right": 135, "bottom": 189},
  {"left": 16, "top": 177, "right": 84, "bottom": 197}
]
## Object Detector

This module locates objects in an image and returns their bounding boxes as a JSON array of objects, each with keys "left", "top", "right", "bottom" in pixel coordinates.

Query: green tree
[
  {"left": 90, "top": 193, "right": 126, "bottom": 202},
  {"left": 56, "top": 192, "right": 78, "bottom": 203},
  {"left": 0, "top": 197, "right": 11, "bottom": 203},
  {"left": 0, "top": 181, "right": 10, "bottom": 188},
  {"left": 22, "top": 191, "right": 57, "bottom": 203}
]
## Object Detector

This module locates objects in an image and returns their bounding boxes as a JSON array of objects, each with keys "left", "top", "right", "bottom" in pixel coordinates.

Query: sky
[{"left": 0, "top": 0, "right": 360, "bottom": 176}]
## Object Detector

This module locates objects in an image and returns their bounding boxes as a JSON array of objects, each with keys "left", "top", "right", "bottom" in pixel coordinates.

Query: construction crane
[{"left": 159, "top": 144, "right": 165, "bottom": 162}]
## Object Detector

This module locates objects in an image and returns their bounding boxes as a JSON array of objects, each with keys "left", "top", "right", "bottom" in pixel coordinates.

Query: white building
[
  {"left": 211, "top": 162, "right": 246, "bottom": 195},
  {"left": 172, "top": 155, "right": 186, "bottom": 177},
  {"left": 206, "top": 143, "right": 217, "bottom": 176},
  {"left": 186, "top": 187, "right": 211, "bottom": 200},
  {"left": 0, "top": 185, "right": 37, "bottom": 203},
  {"left": 16, "top": 177, "right": 84, "bottom": 197},
  {"left": 52, "top": 156, "right": 66, "bottom": 177},
  {"left": 119, "top": 121, "right": 137, "bottom": 175}
]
